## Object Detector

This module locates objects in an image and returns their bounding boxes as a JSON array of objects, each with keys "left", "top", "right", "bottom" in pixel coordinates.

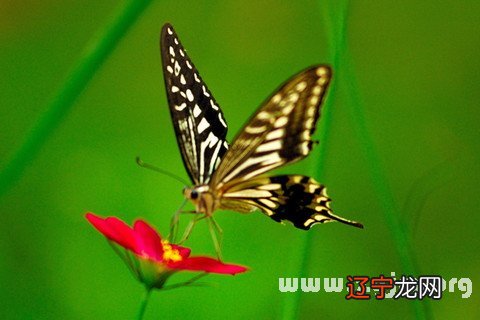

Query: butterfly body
[
  {"left": 183, "top": 185, "right": 216, "bottom": 216},
  {"left": 160, "top": 23, "right": 363, "bottom": 232}
]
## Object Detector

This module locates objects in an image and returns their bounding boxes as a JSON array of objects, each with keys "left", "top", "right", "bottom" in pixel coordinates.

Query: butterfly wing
[
  {"left": 161, "top": 23, "right": 229, "bottom": 184},
  {"left": 221, "top": 175, "right": 363, "bottom": 230},
  {"left": 210, "top": 65, "right": 362, "bottom": 229},
  {"left": 211, "top": 65, "right": 331, "bottom": 188}
]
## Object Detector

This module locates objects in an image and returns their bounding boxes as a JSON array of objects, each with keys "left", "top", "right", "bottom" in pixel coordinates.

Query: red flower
[{"left": 86, "top": 213, "right": 247, "bottom": 289}]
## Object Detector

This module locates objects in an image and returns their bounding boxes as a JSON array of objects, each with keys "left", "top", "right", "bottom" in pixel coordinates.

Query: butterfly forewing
[
  {"left": 211, "top": 66, "right": 331, "bottom": 188},
  {"left": 221, "top": 175, "right": 363, "bottom": 229},
  {"left": 161, "top": 24, "right": 229, "bottom": 184}
]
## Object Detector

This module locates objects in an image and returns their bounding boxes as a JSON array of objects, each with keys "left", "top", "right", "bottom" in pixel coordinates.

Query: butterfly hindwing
[
  {"left": 211, "top": 66, "right": 331, "bottom": 188},
  {"left": 221, "top": 175, "right": 364, "bottom": 230},
  {"left": 161, "top": 24, "right": 229, "bottom": 184}
]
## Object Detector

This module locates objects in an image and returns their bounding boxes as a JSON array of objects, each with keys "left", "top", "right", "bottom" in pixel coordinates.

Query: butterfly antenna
[{"left": 136, "top": 157, "right": 189, "bottom": 186}]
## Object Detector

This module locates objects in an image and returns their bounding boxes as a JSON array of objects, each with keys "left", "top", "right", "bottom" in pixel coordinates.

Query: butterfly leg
[
  {"left": 210, "top": 216, "right": 223, "bottom": 245},
  {"left": 169, "top": 199, "right": 191, "bottom": 243},
  {"left": 207, "top": 216, "right": 223, "bottom": 260},
  {"left": 179, "top": 214, "right": 206, "bottom": 244}
]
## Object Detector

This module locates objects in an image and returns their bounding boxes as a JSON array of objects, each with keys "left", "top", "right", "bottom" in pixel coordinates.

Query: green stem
[
  {"left": 137, "top": 289, "right": 152, "bottom": 320},
  {"left": 341, "top": 56, "right": 428, "bottom": 319},
  {"left": 329, "top": 1, "right": 429, "bottom": 319},
  {"left": 280, "top": 3, "right": 345, "bottom": 320},
  {"left": 0, "top": 0, "right": 153, "bottom": 198}
]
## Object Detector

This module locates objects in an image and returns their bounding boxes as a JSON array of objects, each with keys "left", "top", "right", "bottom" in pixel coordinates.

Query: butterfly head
[
  {"left": 183, "top": 185, "right": 216, "bottom": 215},
  {"left": 182, "top": 186, "right": 200, "bottom": 202}
]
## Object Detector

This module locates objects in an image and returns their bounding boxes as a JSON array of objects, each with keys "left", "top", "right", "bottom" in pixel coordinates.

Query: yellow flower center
[{"left": 161, "top": 240, "right": 182, "bottom": 263}]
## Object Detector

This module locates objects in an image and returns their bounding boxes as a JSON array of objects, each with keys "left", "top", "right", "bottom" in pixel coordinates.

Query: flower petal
[
  {"left": 173, "top": 257, "right": 248, "bottom": 275},
  {"left": 86, "top": 213, "right": 137, "bottom": 253},
  {"left": 133, "top": 220, "right": 164, "bottom": 262}
]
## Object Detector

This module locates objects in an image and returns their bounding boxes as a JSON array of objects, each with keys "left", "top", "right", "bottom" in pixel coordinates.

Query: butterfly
[{"left": 160, "top": 23, "right": 363, "bottom": 248}]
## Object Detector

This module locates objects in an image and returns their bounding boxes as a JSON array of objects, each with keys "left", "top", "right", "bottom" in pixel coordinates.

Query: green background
[{"left": 1, "top": 0, "right": 478, "bottom": 319}]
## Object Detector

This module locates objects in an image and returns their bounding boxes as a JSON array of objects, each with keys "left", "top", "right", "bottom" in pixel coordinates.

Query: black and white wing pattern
[
  {"left": 212, "top": 66, "right": 364, "bottom": 229},
  {"left": 221, "top": 175, "right": 364, "bottom": 230},
  {"left": 212, "top": 66, "right": 331, "bottom": 188},
  {"left": 161, "top": 23, "right": 229, "bottom": 184}
]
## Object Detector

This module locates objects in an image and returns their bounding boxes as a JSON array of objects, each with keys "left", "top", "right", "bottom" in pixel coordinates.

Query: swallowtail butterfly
[{"left": 160, "top": 23, "right": 363, "bottom": 238}]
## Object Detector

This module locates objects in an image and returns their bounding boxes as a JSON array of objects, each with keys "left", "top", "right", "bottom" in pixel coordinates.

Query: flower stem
[
  {"left": 324, "top": 1, "right": 430, "bottom": 319},
  {"left": 137, "top": 289, "right": 152, "bottom": 320},
  {"left": 0, "top": 0, "right": 153, "bottom": 198},
  {"left": 280, "top": 3, "right": 348, "bottom": 320},
  {"left": 341, "top": 55, "right": 427, "bottom": 319}
]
